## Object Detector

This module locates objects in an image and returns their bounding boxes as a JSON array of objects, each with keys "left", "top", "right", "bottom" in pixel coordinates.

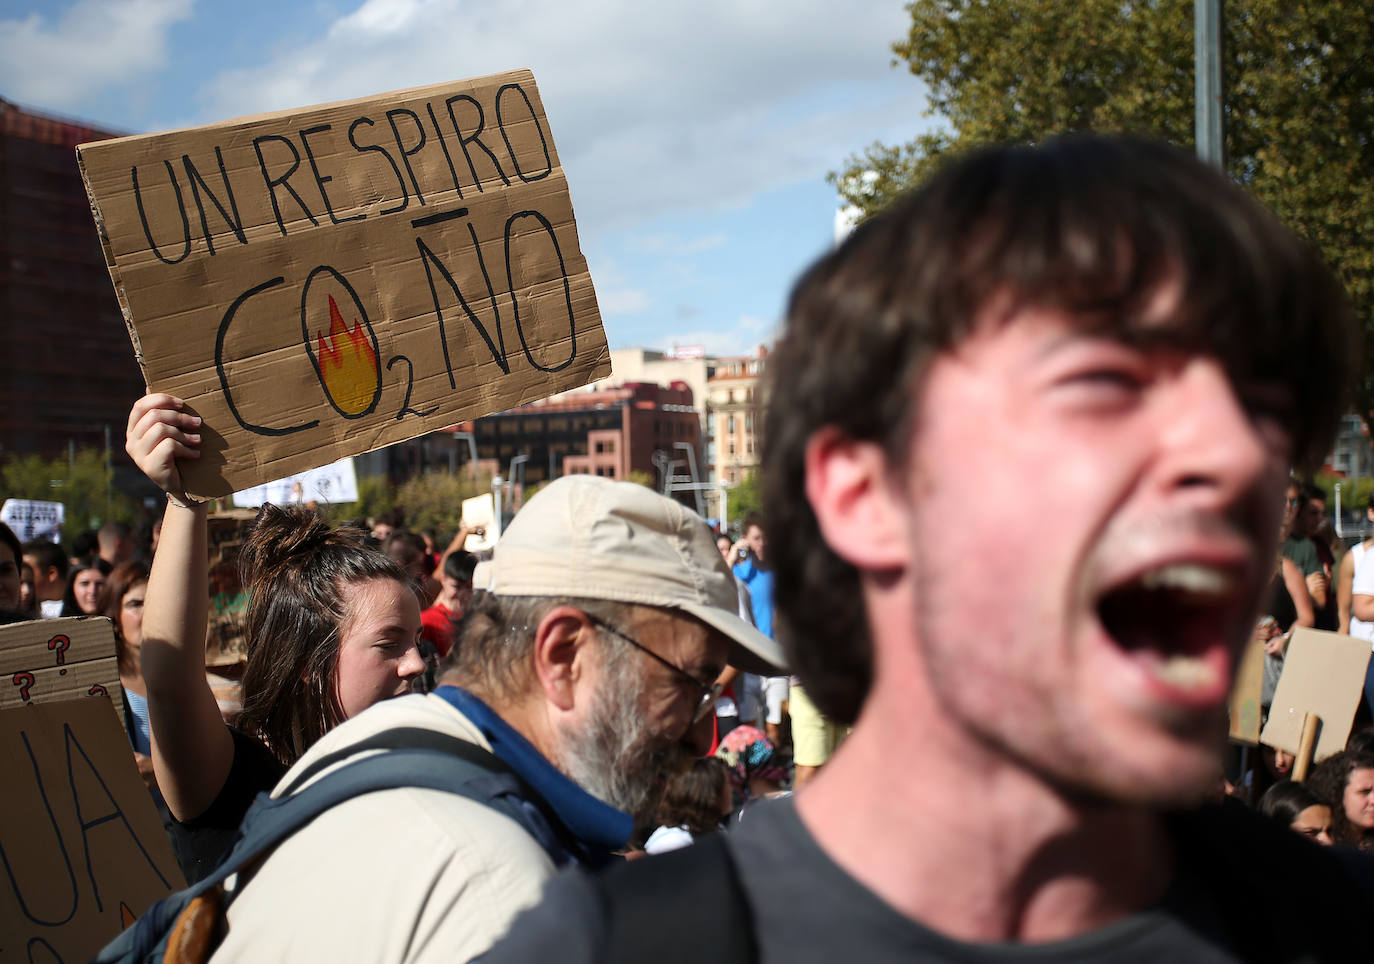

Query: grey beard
[{"left": 555, "top": 654, "right": 685, "bottom": 824}]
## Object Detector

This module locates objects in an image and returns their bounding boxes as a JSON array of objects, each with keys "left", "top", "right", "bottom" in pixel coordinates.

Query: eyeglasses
[{"left": 586, "top": 614, "right": 721, "bottom": 724}]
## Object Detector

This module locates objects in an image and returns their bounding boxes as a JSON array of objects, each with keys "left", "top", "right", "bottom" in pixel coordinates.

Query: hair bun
[{"left": 239, "top": 505, "right": 365, "bottom": 585}]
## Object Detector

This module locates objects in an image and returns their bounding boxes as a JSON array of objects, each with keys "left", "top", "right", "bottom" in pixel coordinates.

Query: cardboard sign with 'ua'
[
  {"left": 78, "top": 70, "right": 610, "bottom": 499},
  {"left": 0, "top": 697, "right": 183, "bottom": 961}
]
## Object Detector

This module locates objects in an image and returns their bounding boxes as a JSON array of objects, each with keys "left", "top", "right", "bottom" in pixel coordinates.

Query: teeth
[
  {"left": 1138, "top": 564, "right": 1232, "bottom": 596},
  {"left": 1149, "top": 653, "right": 1219, "bottom": 689}
]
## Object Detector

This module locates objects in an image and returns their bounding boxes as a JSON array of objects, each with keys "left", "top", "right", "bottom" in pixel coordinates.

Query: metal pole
[{"left": 1195, "top": 0, "right": 1225, "bottom": 168}]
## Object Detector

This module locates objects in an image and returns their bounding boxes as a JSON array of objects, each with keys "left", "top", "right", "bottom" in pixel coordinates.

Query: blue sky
[{"left": 1, "top": 0, "right": 933, "bottom": 357}]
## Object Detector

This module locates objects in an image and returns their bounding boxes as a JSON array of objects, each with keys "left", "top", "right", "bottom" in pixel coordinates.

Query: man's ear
[
  {"left": 804, "top": 427, "right": 908, "bottom": 571},
  {"left": 530, "top": 606, "right": 595, "bottom": 712}
]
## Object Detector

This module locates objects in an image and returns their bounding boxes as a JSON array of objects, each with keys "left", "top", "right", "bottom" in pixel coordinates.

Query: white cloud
[
  {"left": 646, "top": 315, "right": 779, "bottom": 358},
  {"left": 0, "top": 0, "right": 194, "bottom": 110},
  {"left": 192, "top": 0, "right": 929, "bottom": 233},
  {"left": 598, "top": 287, "right": 651, "bottom": 316}
]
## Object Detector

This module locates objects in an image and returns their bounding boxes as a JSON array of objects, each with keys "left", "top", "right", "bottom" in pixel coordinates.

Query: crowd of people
[{"left": 4, "top": 132, "right": 1374, "bottom": 960}]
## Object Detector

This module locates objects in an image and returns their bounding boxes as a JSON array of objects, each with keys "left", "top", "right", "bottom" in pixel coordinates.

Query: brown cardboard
[
  {"left": 1, "top": 616, "right": 125, "bottom": 727},
  {"left": 78, "top": 70, "right": 610, "bottom": 499},
  {"left": 1227, "top": 634, "right": 1266, "bottom": 745},
  {"left": 1260, "top": 627, "right": 1371, "bottom": 763},
  {"left": 0, "top": 697, "right": 183, "bottom": 960}
]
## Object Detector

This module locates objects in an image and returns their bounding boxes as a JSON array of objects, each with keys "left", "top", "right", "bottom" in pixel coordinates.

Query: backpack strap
[
  {"left": 119, "top": 732, "right": 537, "bottom": 960},
  {"left": 594, "top": 832, "right": 756, "bottom": 964},
  {"left": 276, "top": 726, "right": 511, "bottom": 795}
]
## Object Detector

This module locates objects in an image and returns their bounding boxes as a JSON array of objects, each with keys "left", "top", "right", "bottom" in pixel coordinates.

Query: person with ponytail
[{"left": 126, "top": 394, "right": 425, "bottom": 881}]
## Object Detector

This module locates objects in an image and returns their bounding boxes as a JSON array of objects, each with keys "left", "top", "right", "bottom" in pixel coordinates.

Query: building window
[
  {"left": 745, "top": 413, "right": 753, "bottom": 432},
  {"left": 727, "top": 414, "right": 736, "bottom": 434},
  {"left": 728, "top": 441, "right": 736, "bottom": 456}
]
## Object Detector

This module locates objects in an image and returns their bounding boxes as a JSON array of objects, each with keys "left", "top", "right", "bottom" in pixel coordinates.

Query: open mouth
[{"left": 1096, "top": 562, "right": 1246, "bottom": 703}]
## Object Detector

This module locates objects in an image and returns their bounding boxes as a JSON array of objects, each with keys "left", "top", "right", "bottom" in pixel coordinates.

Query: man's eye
[{"left": 1073, "top": 369, "right": 1143, "bottom": 390}]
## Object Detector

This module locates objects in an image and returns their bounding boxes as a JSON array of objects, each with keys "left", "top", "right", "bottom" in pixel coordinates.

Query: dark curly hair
[
  {"left": 1308, "top": 750, "right": 1374, "bottom": 849},
  {"left": 237, "top": 504, "right": 408, "bottom": 766},
  {"left": 763, "top": 134, "right": 1356, "bottom": 724}
]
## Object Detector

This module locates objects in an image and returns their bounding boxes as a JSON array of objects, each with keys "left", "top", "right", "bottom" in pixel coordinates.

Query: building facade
[
  {"left": 707, "top": 346, "right": 767, "bottom": 486},
  {"left": 0, "top": 100, "right": 142, "bottom": 465},
  {"left": 455, "top": 380, "right": 701, "bottom": 496}
]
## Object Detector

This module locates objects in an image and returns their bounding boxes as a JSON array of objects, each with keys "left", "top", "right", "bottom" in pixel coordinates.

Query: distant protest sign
[
  {"left": 2, "top": 499, "right": 64, "bottom": 543},
  {"left": 1261, "top": 627, "right": 1371, "bottom": 764},
  {"left": 1, "top": 616, "right": 125, "bottom": 727},
  {"left": 0, "top": 697, "right": 183, "bottom": 961},
  {"left": 231, "top": 455, "right": 359, "bottom": 508},
  {"left": 1227, "top": 633, "right": 1266, "bottom": 745},
  {"left": 78, "top": 70, "right": 610, "bottom": 499}
]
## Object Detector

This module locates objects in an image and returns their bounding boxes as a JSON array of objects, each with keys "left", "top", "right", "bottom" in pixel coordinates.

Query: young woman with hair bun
[{"left": 126, "top": 394, "right": 425, "bottom": 880}]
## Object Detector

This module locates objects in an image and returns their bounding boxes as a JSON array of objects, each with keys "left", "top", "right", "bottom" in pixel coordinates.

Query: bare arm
[
  {"left": 127, "top": 394, "right": 234, "bottom": 821},
  {"left": 1338, "top": 550, "right": 1356, "bottom": 633},
  {"left": 1284, "top": 556, "right": 1316, "bottom": 630}
]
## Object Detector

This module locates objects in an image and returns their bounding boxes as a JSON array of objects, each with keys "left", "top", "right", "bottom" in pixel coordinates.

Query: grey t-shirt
[
  {"left": 483, "top": 796, "right": 1372, "bottom": 962},
  {"left": 728, "top": 798, "right": 1238, "bottom": 963}
]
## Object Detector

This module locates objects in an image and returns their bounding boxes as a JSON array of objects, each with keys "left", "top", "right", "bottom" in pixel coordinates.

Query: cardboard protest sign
[
  {"left": 231, "top": 455, "right": 359, "bottom": 508},
  {"left": 1260, "top": 627, "right": 1371, "bottom": 764},
  {"left": 1227, "top": 633, "right": 1266, "bottom": 745},
  {"left": 1, "top": 617, "right": 125, "bottom": 728},
  {"left": 0, "top": 697, "right": 183, "bottom": 961},
  {"left": 1, "top": 499, "right": 65, "bottom": 543},
  {"left": 78, "top": 70, "right": 610, "bottom": 500}
]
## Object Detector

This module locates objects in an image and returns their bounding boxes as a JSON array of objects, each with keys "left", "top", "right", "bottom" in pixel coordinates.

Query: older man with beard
[{"left": 205, "top": 475, "right": 783, "bottom": 962}]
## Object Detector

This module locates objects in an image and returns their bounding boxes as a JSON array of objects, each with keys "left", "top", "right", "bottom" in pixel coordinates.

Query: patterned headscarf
[{"left": 714, "top": 725, "right": 787, "bottom": 798}]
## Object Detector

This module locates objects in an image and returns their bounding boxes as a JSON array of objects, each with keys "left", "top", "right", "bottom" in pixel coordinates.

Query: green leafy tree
[
  {"left": 726, "top": 471, "right": 763, "bottom": 531},
  {"left": 834, "top": 0, "right": 1374, "bottom": 422},
  {"left": 322, "top": 475, "right": 395, "bottom": 527},
  {"left": 2, "top": 449, "right": 135, "bottom": 548},
  {"left": 393, "top": 470, "right": 495, "bottom": 536}
]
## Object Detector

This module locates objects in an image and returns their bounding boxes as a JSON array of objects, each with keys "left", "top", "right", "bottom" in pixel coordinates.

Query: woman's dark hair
[
  {"left": 236, "top": 504, "right": 408, "bottom": 767},
  {"left": 1309, "top": 750, "right": 1374, "bottom": 848},
  {"left": 1258, "top": 780, "right": 1327, "bottom": 828},
  {"left": 655, "top": 757, "right": 730, "bottom": 837},
  {"left": 59, "top": 555, "right": 111, "bottom": 617},
  {"left": 101, "top": 560, "right": 150, "bottom": 677},
  {"left": 764, "top": 134, "right": 1356, "bottom": 724}
]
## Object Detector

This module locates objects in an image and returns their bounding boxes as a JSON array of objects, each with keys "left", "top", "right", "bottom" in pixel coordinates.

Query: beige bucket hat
[{"left": 476, "top": 474, "right": 785, "bottom": 675}]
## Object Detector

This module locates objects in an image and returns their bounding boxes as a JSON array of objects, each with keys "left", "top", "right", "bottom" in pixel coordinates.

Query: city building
[
  {"left": 0, "top": 100, "right": 142, "bottom": 466},
  {"left": 453, "top": 380, "right": 701, "bottom": 502},
  {"left": 707, "top": 346, "right": 767, "bottom": 487}
]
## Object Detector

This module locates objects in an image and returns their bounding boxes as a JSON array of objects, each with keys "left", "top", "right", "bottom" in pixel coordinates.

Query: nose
[
  {"left": 684, "top": 708, "right": 716, "bottom": 758},
  {"left": 398, "top": 641, "right": 426, "bottom": 681},
  {"left": 1157, "top": 358, "right": 1279, "bottom": 507}
]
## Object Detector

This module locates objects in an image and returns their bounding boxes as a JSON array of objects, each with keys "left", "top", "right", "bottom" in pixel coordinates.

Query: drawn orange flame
[{"left": 315, "top": 295, "right": 378, "bottom": 415}]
